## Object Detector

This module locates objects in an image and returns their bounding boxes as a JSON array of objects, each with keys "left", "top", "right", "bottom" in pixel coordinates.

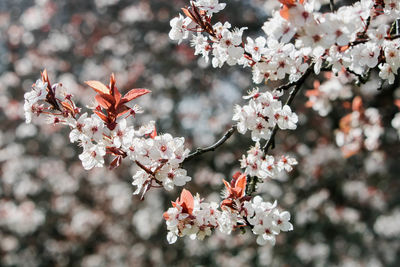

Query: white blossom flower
[
  {"left": 378, "top": 63, "right": 397, "bottom": 84},
  {"left": 169, "top": 14, "right": 191, "bottom": 44},
  {"left": 245, "top": 36, "right": 267, "bottom": 61},
  {"left": 78, "top": 143, "right": 106, "bottom": 170},
  {"left": 24, "top": 79, "right": 48, "bottom": 105},
  {"left": 69, "top": 113, "right": 88, "bottom": 143},
  {"left": 275, "top": 105, "right": 298, "bottom": 130},
  {"left": 195, "top": 0, "right": 226, "bottom": 14},
  {"left": 132, "top": 170, "right": 150, "bottom": 195}
]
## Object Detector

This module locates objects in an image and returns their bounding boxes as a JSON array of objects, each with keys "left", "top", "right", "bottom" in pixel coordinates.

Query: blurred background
[{"left": 1, "top": 0, "right": 400, "bottom": 266}]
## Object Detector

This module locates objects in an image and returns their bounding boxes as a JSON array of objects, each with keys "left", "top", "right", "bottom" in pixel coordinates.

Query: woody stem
[{"left": 183, "top": 126, "right": 237, "bottom": 163}]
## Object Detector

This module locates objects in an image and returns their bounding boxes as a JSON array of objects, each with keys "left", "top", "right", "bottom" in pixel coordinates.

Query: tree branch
[
  {"left": 183, "top": 125, "right": 237, "bottom": 163},
  {"left": 243, "top": 66, "right": 315, "bottom": 196},
  {"left": 262, "top": 65, "right": 314, "bottom": 154}
]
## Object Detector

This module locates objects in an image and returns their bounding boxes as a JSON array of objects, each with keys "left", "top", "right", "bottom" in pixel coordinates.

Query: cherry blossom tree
[{"left": 2, "top": 0, "right": 400, "bottom": 265}]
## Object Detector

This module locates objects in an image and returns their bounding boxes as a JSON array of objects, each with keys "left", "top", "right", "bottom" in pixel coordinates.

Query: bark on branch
[{"left": 183, "top": 125, "right": 237, "bottom": 163}]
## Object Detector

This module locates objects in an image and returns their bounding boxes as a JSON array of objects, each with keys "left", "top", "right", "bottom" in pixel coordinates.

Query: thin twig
[
  {"left": 329, "top": 0, "right": 334, "bottom": 12},
  {"left": 275, "top": 80, "right": 298, "bottom": 92},
  {"left": 183, "top": 125, "right": 237, "bottom": 163},
  {"left": 262, "top": 65, "right": 314, "bottom": 154},
  {"left": 135, "top": 160, "right": 153, "bottom": 175},
  {"left": 243, "top": 66, "right": 315, "bottom": 196},
  {"left": 346, "top": 67, "right": 370, "bottom": 85}
]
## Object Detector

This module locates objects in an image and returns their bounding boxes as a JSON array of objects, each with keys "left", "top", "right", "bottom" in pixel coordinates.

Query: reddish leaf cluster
[
  {"left": 221, "top": 172, "right": 250, "bottom": 210},
  {"left": 182, "top": 2, "right": 215, "bottom": 36},
  {"left": 41, "top": 69, "right": 79, "bottom": 118},
  {"left": 41, "top": 69, "right": 61, "bottom": 111},
  {"left": 85, "top": 73, "right": 151, "bottom": 130},
  {"left": 163, "top": 189, "right": 194, "bottom": 220}
]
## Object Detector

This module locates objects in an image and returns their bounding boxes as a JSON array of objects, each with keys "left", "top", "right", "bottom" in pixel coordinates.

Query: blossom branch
[
  {"left": 244, "top": 66, "right": 314, "bottom": 196},
  {"left": 262, "top": 65, "right": 314, "bottom": 154},
  {"left": 183, "top": 125, "right": 237, "bottom": 163}
]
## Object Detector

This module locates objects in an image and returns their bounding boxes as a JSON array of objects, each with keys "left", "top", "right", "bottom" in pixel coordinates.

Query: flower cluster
[
  {"left": 130, "top": 130, "right": 191, "bottom": 194},
  {"left": 240, "top": 142, "right": 297, "bottom": 180},
  {"left": 0, "top": 200, "right": 45, "bottom": 235},
  {"left": 163, "top": 189, "right": 220, "bottom": 244},
  {"left": 378, "top": 40, "right": 400, "bottom": 84},
  {"left": 233, "top": 88, "right": 298, "bottom": 141},
  {"left": 7, "top": 0, "right": 400, "bottom": 264},
  {"left": 24, "top": 71, "right": 192, "bottom": 196},
  {"left": 336, "top": 97, "right": 383, "bottom": 157},
  {"left": 171, "top": 0, "right": 400, "bottom": 87},
  {"left": 23, "top": 78, "right": 48, "bottom": 123},
  {"left": 19, "top": 0, "right": 400, "bottom": 255},
  {"left": 244, "top": 196, "right": 293, "bottom": 245},
  {"left": 163, "top": 173, "right": 293, "bottom": 245},
  {"left": 306, "top": 71, "right": 353, "bottom": 116}
]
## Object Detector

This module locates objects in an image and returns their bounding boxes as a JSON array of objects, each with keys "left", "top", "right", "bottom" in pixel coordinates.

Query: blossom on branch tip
[
  {"left": 233, "top": 90, "right": 298, "bottom": 141},
  {"left": 240, "top": 142, "right": 298, "bottom": 180},
  {"left": 169, "top": 14, "right": 192, "bottom": 44},
  {"left": 78, "top": 142, "right": 106, "bottom": 170},
  {"left": 194, "top": 0, "right": 226, "bottom": 14},
  {"left": 85, "top": 73, "right": 151, "bottom": 130},
  {"left": 245, "top": 36, "right": 268, "bottom": 62},
  {"left": 163, "top": 186, "right": 293, "bottom": 245}
]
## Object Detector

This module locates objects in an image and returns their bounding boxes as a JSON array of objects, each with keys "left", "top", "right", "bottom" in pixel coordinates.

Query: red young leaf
[
  {"left": 115, "top": 105, "right": 130, "bottom": 118},
  {"left": 163, "top": 211, "right": 170, "bottom": 220},
  {"left": 113, "top": 86, "right": 122, "bottom": 107},
  {"left": 223, "top": 179, "right": 231, "bottom": 192},
  {"left": 106, "top": 146, "right": 126, "bottom": 156},
  {"left": 150, "top": 126, "right": 157, "bottom": 139},
  {"left": 41, "top": 69, "right": 50, "bottom": 85},
  {"left": 109, "top": 156, "right": 122, "bottom": 170},
  {"left": 231, "top": 171, "right": 242, "bottom": 187},
  {"left": 278, "top": 0, "right": 297, "bottom": 7},
  {"left": 181, "top": 8, "right": 196, "bottom": 23},
  {"left": 233, "top": 174, "right": 246, "bottom": 197},
  {"left": 278, "top": 0, "right": 304, "bottom": 20},
  {"left": 173, "top": 189, "right": 194, "bottom": 214},
  {"left": 93, "top": 110, "right": 109, "bottom": 123},
  {"left": 109, "top": 73, "right": 116, "bottom": 90},
  {"left": 221, "top": 199, "right": 234, "bottom": 208},
  {"left": 107, "top": 121, "right": 117, "bottom": 131},
  {"left": 232, "top": 171, "right": 242, "bottom": 180},
  {"left": 121, "top": 88, "right": 151, "bottom": 103},
  {"left": 85, "top": 80, "right": 110, "bottom": 95},
  {"left": 60, "top": 101, "right": 74, "bottom": 113},
  {"left": 180, "top": 189, "right": 194, "bottom": 214},
  {"left": 280, "top": 7, "right": 290, "bottom": 20},
  {"left": 95, "top": 94, "right": 113, "bottom": 109},
  {"left": 223, "top": 173, "right": 247, "bottom": 200}
]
